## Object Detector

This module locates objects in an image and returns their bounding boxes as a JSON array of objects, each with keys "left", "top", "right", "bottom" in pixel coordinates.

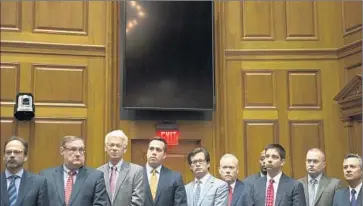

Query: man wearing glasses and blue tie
[{"left": 1, "top": 136, "right": 49, "bottom": 206}]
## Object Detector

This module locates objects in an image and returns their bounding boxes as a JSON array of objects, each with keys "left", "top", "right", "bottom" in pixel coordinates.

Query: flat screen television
[{"left": 122, "top": 1, "right": 215, "bottom": 111}]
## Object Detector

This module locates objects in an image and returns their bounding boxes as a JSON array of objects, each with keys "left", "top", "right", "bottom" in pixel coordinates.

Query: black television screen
[{"left": 122, "top": 1, "right": 215, "bottom": 111}]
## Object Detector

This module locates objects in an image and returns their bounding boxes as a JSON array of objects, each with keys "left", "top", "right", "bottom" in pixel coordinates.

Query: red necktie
[
  {"left": 65, "top": 170, "right": 76, "bottom": 206},
  {"left": 110, "top": 166, "right": 117, "bottom": 196},
  {"left": 228, "top": 185, "right": 233, "bottom": 206},
  {"left": 266, "top": 179, "right": 275, "bottom": 206}
]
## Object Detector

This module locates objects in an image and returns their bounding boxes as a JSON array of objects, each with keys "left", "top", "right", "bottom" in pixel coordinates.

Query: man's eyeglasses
[
  {"left": 191, "top": 159, "right": 206, "bottom": 165},
  {"left": 4, "top": 150, "right": 24, "bottom": 156},
  {"left": 63, "top": 146, "right": 85, "bottom": 154}
]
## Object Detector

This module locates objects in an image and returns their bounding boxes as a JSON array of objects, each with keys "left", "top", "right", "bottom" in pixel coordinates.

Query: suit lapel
[
  {"left": 198, "top": 175, "right": 214, "bottom": 205},
  {"left": 313, "top": 175, "right": 330, "bottom": 205},
  {"left": 231, "top": 180, "right": 242, "bottom": 206},
  {"left": 358, "top": 187, "right": 362, "bottom": 204},
  {"left": 301, "top": 177, "right": 309, "bottom": 205},
  {"left": 275, "top": 174, "right": 288, "bottom": 206},
  {"left": 1, "top": 172, "right": 9, "bottom": 206},
  {"left": 69, "top": 167, "right": 87, "bottom": 206},
  {"left": 54, "top": 166, "right": 65, "bottom": 205},
  {"left": 102, "top": 165, "right": 112, "bottom": 202},
  {"left": 154, "top": 166, "right": 167, "bottom": 204},
  {"left": 144, "top": 168, "right": 153, "bottom": 204},
  {"left": 15, "top": 171, "right": 31, "bottom": 206},
  {"left": 115, "top": 162, "right": 130, "bottom": 197},
  {"left": 344, "top": 188, "right": 351, "bottom": 205}
]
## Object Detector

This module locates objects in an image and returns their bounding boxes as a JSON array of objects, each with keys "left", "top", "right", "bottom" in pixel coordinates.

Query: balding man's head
[
  {"left": 306, "top": 148, "right": 326, "bottom": 177},
  {"left": 219, "top": 154, "right": 239, "bottom": 184}
]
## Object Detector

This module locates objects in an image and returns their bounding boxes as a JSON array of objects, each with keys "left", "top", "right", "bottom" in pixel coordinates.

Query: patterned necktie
[
  {"left": 65, "top": 170, "right": 76, "bottom": 206},
  {"left": 351, "top": 189, "right": 357, "bottom": 206},
  {"left": 150, "top": 169, "right": 158, "bottom": 200},
  {"left": 309, "top": 179, "right": 317, "bottom": 206},
  {"left": 266, "top": 179, "right": 275, "bottom": 206},
  {"left": 228, "top": 185, "right": 233, "bottom": 206},
  {"left": 8, "top": 175, "right": 18, "bottom": 206},
  {"left": 110, "top": 166, "right": 117, "bottom": 197},
  {"left": 193, "top": 180, "right": 201, "bottom": 206}
]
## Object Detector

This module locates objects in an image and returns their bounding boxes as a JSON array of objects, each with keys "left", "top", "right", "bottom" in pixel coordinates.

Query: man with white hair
[
  {"left": 218, "top": 154, "right": 253, "bottom": 206},
  {"left": 98, "top": 130, "right": 145, "bottom": 206}
]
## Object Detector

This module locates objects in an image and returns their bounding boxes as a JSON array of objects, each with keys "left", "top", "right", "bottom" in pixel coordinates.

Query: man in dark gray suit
[
  {"left": 39, "top": 135, "right": 108, "bottom": 206},
  {"left": 298, "top": 148, "right": 342, "bottom": 206},
  {"left": 218, "top": 154, "right": 253, "bottom": 206},
  {"left": 98, "top": 130, "right": 145, "bottom": 206},
  {"left": 244, "top": 150, "right": 267, "bottom": 184},
  {"left": 143, "top": 137, "right": 187, "bottom": 206},
  {"left": 251, "top": 144, "right": 306, "bottom": 206},
  {"left": 1, "top": 136, "right": 49, "bottom": 206},
  {"left": 333, "top": 154, "right": 362, "bottom": 206}
]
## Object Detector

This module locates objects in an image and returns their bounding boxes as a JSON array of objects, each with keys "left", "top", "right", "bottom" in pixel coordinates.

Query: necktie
[
  {"left": 110, "top": 166, "right": 117, "bottom": 197},
  {"left": 266, "top": 179, "right": 274, "bottom": 206},
  {"left": 193, "top": 180, "right": 201, "bottom": 206},
  {"left": 351, "top": 189, "right": 357, "bottom": 206},
  {"left": 228, "top": 185, "right": 233, "bottom": 206},
  {"left": 8, "top": 175, "right": 18, "bottom": 206},
  {"left": 65, "top": 170, "right": 76, "bottom": 206},
  {"left": 309, "top": 179, "right": 317, "bottom": 206},
  {"left": 150, "top": 169, "right": 158, "bottom": 200}
]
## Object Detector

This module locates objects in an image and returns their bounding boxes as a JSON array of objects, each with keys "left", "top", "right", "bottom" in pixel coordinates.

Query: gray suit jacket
[
  {"left": 251, "top": 173, "right": 306, "bottom": 206},
  {"left": 333, "top": 187, "right": 362, "bottom": 206},
  {"left": 231, "top": 179, "right": 254, "bottom": 206},
  {"left": 298, "top": 175, "right": 342, "bottom": 206},
  {"left": 243, "top": 172, "right": 264, "bottom": 184},
  {"left": 98, "top": 161, "right": 145, "bottom": 206},
  {"left": 185, "top": 175, "right": 228, "bottom": 206},
  {"left": 39, "top": 166, "right": 109, "bottom": 206},
  {"left": 1, "top": 170, "right": 49, "bottom": 206}
]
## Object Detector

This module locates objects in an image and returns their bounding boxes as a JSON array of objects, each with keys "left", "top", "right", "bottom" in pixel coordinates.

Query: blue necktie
[
  {"left": 8, "top": 175, "right": 18, "bottom": 206},
  {"left": 351, "top": 189, "right": 357, "bottom": 206}
]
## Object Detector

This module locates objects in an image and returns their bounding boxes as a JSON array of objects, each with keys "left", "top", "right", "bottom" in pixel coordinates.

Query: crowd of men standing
[{"left": 1, "top": 130, "right": 362, "bottom": 206}]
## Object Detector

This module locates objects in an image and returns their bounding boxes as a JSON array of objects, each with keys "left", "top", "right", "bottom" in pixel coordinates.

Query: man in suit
[
  {"left": 98, "top": 130, "right": 145, "bottom": 206},
  {"left": 251, "top": 144, "right": 306, "bottom": 206},
  {"left": 243, "top": 150, "right": 267, "bottom": 183},
  {"left": 39, "top": 135, "right": 108, "bottom": 206},
  {"left": 333, "top": 153, "right": 362, "bottom": 206},
  {"left": 298, "top": 148, "right": 342, "bottom": 206},
  {"left": 143, "top": 137, "right": 187, "bottom": 206},
  {"left": 185, "top": 147, "right": 228, "bottom": 206},
  {"left": 218, "top": 154, "right": 253, "bottom": 206},
  {"left": 1, "top": 136, "right": 49, "bottom": 206}
]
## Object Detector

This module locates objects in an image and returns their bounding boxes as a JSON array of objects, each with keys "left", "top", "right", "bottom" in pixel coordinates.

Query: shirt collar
[
  {"left": 5, "top": 169, "right": 24, "bottom": 179},
  {"left": 308, "top": 173, "right": 322, "bottom": 183},
  {"left": 63, "top": 165, "right": 79, "bottom": 175},
  {"left": 350, "top": 182, "right": 363, "bottom": 195},
  {"left": 229, "top": 180, "right": 236, "bottom": 190},
  {"left": 194, "top": 173, "right": 210, "bottom": 184},
  {"left": 108, "top": 159, "right": 123, "bottom": 171},
  {"left": 146, "top": 163, "right": 162, "bottom": 174},
  {"left": 267, "top": 171, "right": 282, "bottom": 185}
]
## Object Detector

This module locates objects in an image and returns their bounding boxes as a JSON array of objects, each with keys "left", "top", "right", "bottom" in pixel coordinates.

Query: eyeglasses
[
  {"left": 63, "top": 146, "right": 85, "bottom": 154},
  {"left": 191, "top": 159, "right": 206, "bottom": 165},
  {"left": 4, "top": 150, "right": 24, "bottom": 156}
]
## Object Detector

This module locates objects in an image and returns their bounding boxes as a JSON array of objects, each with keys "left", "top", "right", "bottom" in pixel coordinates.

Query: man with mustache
[
  {"left": 244, "top": 150, "right": 267, "bottom": 184},
  {"left": 1, "top": 136, "right": 49, "bottom": 206},
  {"left": 39, "top": 135, "right": 109, "bottom": 206}
]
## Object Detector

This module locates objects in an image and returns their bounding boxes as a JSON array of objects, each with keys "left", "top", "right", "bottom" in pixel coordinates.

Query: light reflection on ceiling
[{"left": 126, "top": 1, "right": 146, "bottom": 34}]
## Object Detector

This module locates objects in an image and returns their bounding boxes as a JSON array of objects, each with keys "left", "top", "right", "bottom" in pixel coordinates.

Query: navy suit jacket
[
  {"left": 143, "top": 166, "right": 187, "bottom": 206},
  {"left": 231, "top": 179, "right": 254, "bottom": 206},
  {"left": 1, "top": 170, "right": 49, "bottom": 206},
  {"left": 333, "top": 187, "right": 362, "bottom": 206}
]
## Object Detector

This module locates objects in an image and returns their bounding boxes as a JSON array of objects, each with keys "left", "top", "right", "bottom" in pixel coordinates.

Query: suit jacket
[
  {"left": 143, "top": 166, "right": 187, "bottom": 206},
  {"left": 298, "top": 175, "right": 342, "bottom": 206},
  {"left": 39, "top": 166, "right": 109, "bottom": 206},
  {"left": 333, "top": 187, "right": 362, "bottom": 206},
  {"left": 231, "top": 179, "right": 254, "bottom": 206},
  {"left": 251, "top": 173, "right": 306, "bottom": 206},
  {"left": 185, "top": 174, "right": 228, "bottom": 206},
  {"left": 1, "top": 170, "right": 49, "bottom": 206},
  {"left": 243, "top": 172, "right": 264, "bottom": 184},
  {"left": 98, "top": 161, "right": 145, "bottom": 206}
]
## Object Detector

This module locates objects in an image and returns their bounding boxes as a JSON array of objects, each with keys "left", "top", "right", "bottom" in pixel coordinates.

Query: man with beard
[
  {"left": 39, "top": 135, "right": 108, "bottom": 206},
  {"left": 243, "top": 150, "right": 267, "bottom": 184},
  {"left": 250, "top": 144, "right": 306, "bottom": 206},
  {"left": 298, "top": 148, "right": 342, "bottom": 206},
  {"left": 1, "top": 136, "right": 49, "bottom": 206},
  {"left": 98, "top": 130, "right": 145, "bottom": 206},
  {"left": 333, "top": 154, "right": 362, "bottom": 206},
  {"left": 143, "top": 137, "right": 187, "bottom": 206}
]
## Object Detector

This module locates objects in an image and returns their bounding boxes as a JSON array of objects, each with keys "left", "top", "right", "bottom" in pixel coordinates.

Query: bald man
[
  {"left": 219, "top": 154, "right": 253, "bottom": 206},
  {"left": 298, "top": 148, "right": 342, "bottom": 206},
  {"left": 243, "top": 150, "right": 267, "bottom": 184}
]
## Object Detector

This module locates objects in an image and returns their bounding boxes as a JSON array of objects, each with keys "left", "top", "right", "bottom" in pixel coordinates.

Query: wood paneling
[
  {"left": 0, "top": 119, "right": 16, "bottom": 172},
  {"left": 342, "top": 2, "right": 362, "bottom": 36},
  {"left": 0, "top": 1, "right": 21, "bottom": 31},
  {"left": 0, "top": 63, "right": 20, "bottom": 104}
]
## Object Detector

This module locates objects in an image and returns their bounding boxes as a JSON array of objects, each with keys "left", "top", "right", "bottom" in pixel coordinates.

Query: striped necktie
[
  {"left": 8, "top": 175, "right": 18, "bottom": 206},
  {"left": 193, "top": 180, "right": 201, "bottom": 206}
]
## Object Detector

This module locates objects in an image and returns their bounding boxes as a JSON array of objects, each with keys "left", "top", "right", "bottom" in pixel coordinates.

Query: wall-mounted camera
[{"left": 14, "top": 93, "right": 35, "bottom": 121}]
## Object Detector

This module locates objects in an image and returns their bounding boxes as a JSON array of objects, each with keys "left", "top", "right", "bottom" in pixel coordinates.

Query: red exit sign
[{"left": 156, "top": 130, "right": 180, "bottom": 146}]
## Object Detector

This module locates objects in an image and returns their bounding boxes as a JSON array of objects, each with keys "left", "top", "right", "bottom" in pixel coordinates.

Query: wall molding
[
  {"left": 0, "top": 40, "right": 105, "bottom": 57},
  {"left": 225, "top": 40, "right": 362, "bottom": 60}
]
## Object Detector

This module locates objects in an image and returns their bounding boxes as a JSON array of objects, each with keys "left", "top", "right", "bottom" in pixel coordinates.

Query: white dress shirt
[
  {"left": 229, "top": 180, "right": 236, "bottom": 194},
  {"left": 266, "top": 172, "right": 283, "bottom": 206},
  {"left": 108, "top": 159, "right": 123, "bottom": 181},
  {"left": 193, "top": 173, "right": 211, "bottom": 195},
  {"left": 63, "top": 165, "right": 79, "bottom": 188},
  {"left": 146, "top": 163, "right": 162, "bottom": 185},
  {"left": 349, "top": 182, "right": 362, "bottom": 201},
  {"left": 5, "top": 169, "right": 24, "bottom": 195}
]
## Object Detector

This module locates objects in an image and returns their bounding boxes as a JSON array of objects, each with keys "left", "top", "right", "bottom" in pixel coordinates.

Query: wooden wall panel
[
  {"left": 0, "top": 1, "right": 21, "bottom": 31},
  {"left": 0, "top": 63, "right": 20, "bottom": 104},
  {"left": 0, "top": 119, "right": 17, "bottom": 172},
  {"left": 342, "top": 1, "right": 362, "bottom": 45},
  {"left": 289, "top": 121, "right": 324, "bottom": 178},
  {"left": 284, "top": 1, "right": 318, "bottom": 40}
]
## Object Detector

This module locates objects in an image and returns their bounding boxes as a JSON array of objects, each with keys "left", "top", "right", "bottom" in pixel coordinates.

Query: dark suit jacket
[
  {"left": 39, "top": 166, "right": 109, "bottom": 206},
  {"left": 1, "top": 170, "right": 49, "bottom": 206},
  {"left": 231, "top": 179, "right": 254, "bottom": 206},
  {"left": 243, "top": 172, "right": 264, "bottom": 184},
  {"left": 333, "top": 187, "right": 362, "bottom": 206},
  {"left": 143, "top": 166, "right": 187, "bottom": 206},
  {"left": 251, "top": 173, "right": 306, "bottom": 206}
]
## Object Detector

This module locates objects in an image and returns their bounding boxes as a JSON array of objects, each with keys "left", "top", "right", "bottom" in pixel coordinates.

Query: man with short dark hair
[{"left": 1, "top": 136, "right": 49, "bottom": 206}]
